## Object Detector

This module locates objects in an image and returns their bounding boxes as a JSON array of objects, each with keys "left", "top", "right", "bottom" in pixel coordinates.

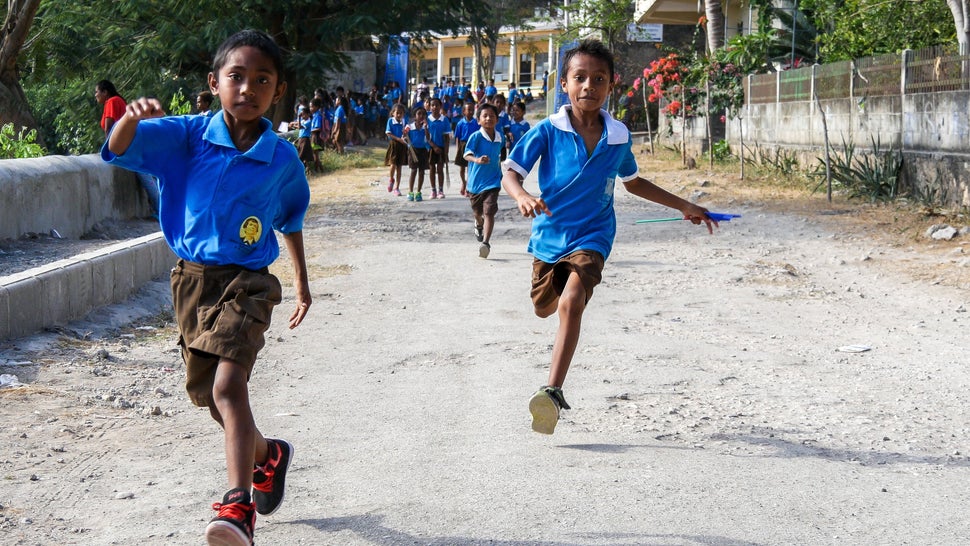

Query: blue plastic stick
[{"left": 635, "top": 212, "right": 741, "bottom": 224}]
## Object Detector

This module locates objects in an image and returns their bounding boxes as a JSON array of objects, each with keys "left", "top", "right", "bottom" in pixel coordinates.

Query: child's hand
[
  {"left": 125, "top": 98, "right": 165, "bottom": 121},
  {"left": 288, "top": 291, "right": 312, "bottom": 329},
  {"left": 478, "top": 155, "right": 489, "bottom": 165},
  {"left": 514, "top": 193, "right": 551, "bottom": 218},
  {"left": 681, "top": 203, "right": 718, "bottom": 234}
]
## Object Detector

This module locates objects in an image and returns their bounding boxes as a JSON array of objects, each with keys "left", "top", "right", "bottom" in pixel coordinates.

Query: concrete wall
[
  {"left": 0, "top": 154, "right": 172, "bottom": 341},
  {"left": 0, "top": 154, "right": 153, "bottom": 240},
  {"left": 660, "top": 90, "right": 970, "bottom": 207}
]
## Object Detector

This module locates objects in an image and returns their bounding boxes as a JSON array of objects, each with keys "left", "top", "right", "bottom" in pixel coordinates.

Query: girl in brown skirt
[{"left": 383, "top": 103, "right": 407, "bottom": 196}]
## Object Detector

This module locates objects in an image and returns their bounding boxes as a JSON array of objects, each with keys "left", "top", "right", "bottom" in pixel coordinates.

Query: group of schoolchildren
[
  {"left": 384, "top": 82, "right": 535, "bottom": 260},
  {"left": 102, "top": 30, "right": 718, "bottom": 546}
]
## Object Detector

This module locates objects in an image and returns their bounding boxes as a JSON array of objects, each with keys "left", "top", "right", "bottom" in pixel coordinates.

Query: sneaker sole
[
  {"left": 205, "top": 521, "right": 251, "bottom": 546},
  {"left": 529, "top": 392, "right": 559, "bottom": 434},
  {"left": 255, "top": 439, "right": 293, "bottom": 516},
  {"left": 479, "top": 245, "right": 490, "bottom": 259}
]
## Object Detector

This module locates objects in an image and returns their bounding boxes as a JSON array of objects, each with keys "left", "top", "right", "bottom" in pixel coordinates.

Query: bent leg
[
  {"left": 211, "top": 358, "right": 268, "bottom": 489},
  {"left": 547, "top": 271, "right": 587, "bottom": 388}
]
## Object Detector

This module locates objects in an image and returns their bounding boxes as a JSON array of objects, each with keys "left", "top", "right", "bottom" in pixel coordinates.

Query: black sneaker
[
  {"left": 529, "top": 386, "right": 571, "bottom": 434},
  {"left": 479, "top": 242, "right": 490, "bottom": 259},
  {"left": 205, "top": 488, "right": 255, "bottom": 546},
  {"left": 252, "top": 438, "right": 293, "bottom": 516},
  {"left": 475, "top": 225, "right": 484, "bottom": 242}
]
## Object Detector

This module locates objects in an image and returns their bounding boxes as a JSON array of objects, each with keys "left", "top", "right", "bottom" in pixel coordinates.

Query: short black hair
[
  {"left": 561, "top": 38, "right": 615, "bottom": 80},
  {"left": 476, "top": 103, "right": 498, "bottom": 118},
  {"left": 212, "top": 29, "right": 284, "bottom": 79},
  {"left": 96, "top": 80, "right": 120, "bottom": 98}
]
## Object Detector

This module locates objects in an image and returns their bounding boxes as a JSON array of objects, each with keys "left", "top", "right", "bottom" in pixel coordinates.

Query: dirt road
[{"left": 2, "top": 147, "right": 969, "bottom": 545}]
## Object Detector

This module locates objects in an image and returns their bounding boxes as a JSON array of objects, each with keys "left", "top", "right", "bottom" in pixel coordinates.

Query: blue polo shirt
[
  {"left": 503, "top": 105, "right": 637, "bottom": 263},
  {"left": 101, "top": 112, "right": 309, "bottom": 269},
  {"left": 298, "top": 117, "right": 312, "bottom": 138},
  {"left": 453, "top": 117, "right": 480, "bottom": 142},
  {"left": 310, "top": 110, "right": 322, "bottom": 135},
  {"left": 463, "top": 127, "right": 503, "bottom": 194},
  {"left": 385, "top": 117, "right": 405, "bottom": 139},
  {"left": 406, "top": 123, "right": 430, "bottom": 149},
  {"left": 427, "top": 113, "right": 452, "bottom": 148},
  {"left": 485, "top": 85, "right": 497, "bottom": 98},
  {"left": 508, "top": 119, "right": 530, "bottom": 149},
  {"left": 333, "top": 105, "right": 347, "bottom": 124}
]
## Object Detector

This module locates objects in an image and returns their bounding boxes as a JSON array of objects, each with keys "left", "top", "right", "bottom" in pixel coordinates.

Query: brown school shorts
[
  {"left": 531, "top": 250, "right": 605, "bottom": 311},
  {"left": 453, "top": 141, "right": 468, "bottom": 167},
  {"left": 429, "top": 147, "right": 446, "bottom": 166},
  {"left": 468, "top": 188, "right": 500, "bottom": 217},
  {"left": 170, "top": 259, "right": 282, "bottom": 407}
]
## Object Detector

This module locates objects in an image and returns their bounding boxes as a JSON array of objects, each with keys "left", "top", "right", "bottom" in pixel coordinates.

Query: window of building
[
  {"left": 462, "top": 57, "right": 473, "bottom": 81},
  {"left": 519, "top": 54, "right": 533, "bottom": 87},
  {"left": 419, "top": 59, "right": 437, "bottom": 82},
  {"left": 449, "top": 58, "right": 461, "bottom": 79},
  {"left": 494, "top": 56, "right": 509, "bottom": 82}
]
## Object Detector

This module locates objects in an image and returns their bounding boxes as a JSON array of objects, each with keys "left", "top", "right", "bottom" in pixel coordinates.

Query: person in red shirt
[
  {"left": 96, "top": 79, "right": 159, "bottom": 214},
  {"left": 95, "top": 80, "right": 127, "bottom": 134}
]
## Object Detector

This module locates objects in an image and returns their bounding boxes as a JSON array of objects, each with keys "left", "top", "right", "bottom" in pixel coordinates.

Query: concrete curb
[{"left": 0, "top": 232, "right": 175, "bottom": 341}]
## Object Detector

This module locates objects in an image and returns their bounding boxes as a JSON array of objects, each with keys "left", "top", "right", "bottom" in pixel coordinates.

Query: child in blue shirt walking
[
  {"left": 102, "top": 29, "right": 310, "bottom": 544},
  {"left": 452, "top": 102, "right": 479, "bottom": 197},
  {"left": 502, "top": 39, "right": 716, "bottom": 435},
  {"left": 404, "top": 106, "right": 431, "bottom": 201},
  {"left": 463, "top": 103, "right": 504, "bottom": 258},
  {"left": 427, "top": 97, "right": 452, "bottom": 199}
]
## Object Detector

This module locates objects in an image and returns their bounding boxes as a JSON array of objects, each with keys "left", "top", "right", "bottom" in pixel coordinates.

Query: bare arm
[
  {"left": 624, "top": 176, "right": 717, "bottom": 234},
  {"left": 501, "top": 168, "right": 551, "bottom": 219},
  {"left": 282, "top": 231, "right": 311, "bottom": 328},
  {"left": 107, "top": 98, "right": 165, "bottom": 156}
]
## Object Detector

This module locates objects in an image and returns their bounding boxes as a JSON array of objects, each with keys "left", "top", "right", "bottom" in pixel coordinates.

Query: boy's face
[
  {"left": 561, "top": 52, "right": 613, "bottom": 115},
  {"left": 415, "top": 110, "right": 427, "bottom": 122},
  {"left": 511, "top": 105, "right": 524, "bottom": 120},
  {"left": 208, "top": 46, "right": 285, "bottom": 124},
  {"left": 463, "top": 104, "right": 474, "bottom": 119},
  {"left": 430, "top": 101, "right": 441, "bottom": 115},
  {"left": 477, "top": 108, "right": 497, "bottom": 129}
]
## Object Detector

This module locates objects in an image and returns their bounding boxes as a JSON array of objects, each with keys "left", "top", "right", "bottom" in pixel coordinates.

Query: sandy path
[{"left": 1, "top": 149, "right": 969, "bottom": 545}]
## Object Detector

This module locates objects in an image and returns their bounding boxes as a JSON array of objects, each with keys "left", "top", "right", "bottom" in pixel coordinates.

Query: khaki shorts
[
  {"left": 468, "top": 188, "right": 500, "bottom": 218},
  {"left": 531, "top": 250, "right": 605, "bottom": 311},
  {"left": 170, "top": 259, "right": 282, "bottom": 407}
]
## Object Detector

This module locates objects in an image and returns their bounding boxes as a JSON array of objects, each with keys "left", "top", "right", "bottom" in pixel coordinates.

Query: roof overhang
[{"left": 635, "top": 0, "right": 703, "bottom": 25}]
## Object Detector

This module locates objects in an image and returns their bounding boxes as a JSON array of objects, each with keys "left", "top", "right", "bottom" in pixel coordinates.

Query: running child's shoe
[
  {"left": 474, "top": 226, "right": 484, "bottom": 242},
  {"left": 387, "top": 178, "right": 394, "bottom": 192},
  {"left": 431, "top": 190, "right": 438, "bottom": 199},
  {"left": 529, "top": 386, "right": 571, "bottom": 434},
  {"left": 252, "top": 438, "right": 293, "bottom": 516},
  {"left": 205, "top": 488, "right": 256, "bottom": 546},
  {"left": 393, "top": 189, "right": 402, "bottom": 196},
  {"left": 479, "top": 242, "right": 490, "bottom": 259}
]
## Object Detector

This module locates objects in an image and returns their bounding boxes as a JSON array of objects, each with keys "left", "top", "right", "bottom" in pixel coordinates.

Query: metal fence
[{"left": 746, "top": 44, "right": 970, "bottom": 104}]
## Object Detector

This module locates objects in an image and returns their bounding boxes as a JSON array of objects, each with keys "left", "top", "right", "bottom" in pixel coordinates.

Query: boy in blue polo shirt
[
  {"left": 101, "top": 30, "right": 311, "bottom": 544},
  {"left": 427, "top": 97, "right": 452, "bottom": 199},
  {"left": 463, "top": 103, "right": 504, "bottom": 258},
  {"left": 502, "top": 39, "right": 716, "bottom": 435}
]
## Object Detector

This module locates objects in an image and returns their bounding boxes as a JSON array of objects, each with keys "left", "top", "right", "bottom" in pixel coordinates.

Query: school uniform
[
  {"left": 384, "top": 117, "right": 407, "bottom": 166},
  {"left": 507, "top": 119, "right": 531, "bottom": 150},
  {"left": 464, "top": 127, "right": 504, "bottom": 216},
  {"left": 406, "top": 122, "right": 431, "bottom": 169},
  {"left": 297, "top": 117, "right": 314, "bottom": 163},
  {"left": 427, "top": 113, "right": 452, "bottom": 165},
  {"left": 452, "top": 117, "right": 480, "bottom": 167},
  {"left": 503, "top": 105, "right": 636, "bottom": 264}
]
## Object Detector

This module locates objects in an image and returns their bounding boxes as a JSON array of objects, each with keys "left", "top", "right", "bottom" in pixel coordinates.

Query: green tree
[
  {"left": 802, "top": 0, "right": 956, "bottom": 61},
  {"left": 0, "top": 1, "right": 42, "bottom": 140}
]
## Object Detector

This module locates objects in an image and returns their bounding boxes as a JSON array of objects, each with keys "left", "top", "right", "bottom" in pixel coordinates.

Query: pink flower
[{"left": 720, "top": 115, "right": 726, "bottom": 123}]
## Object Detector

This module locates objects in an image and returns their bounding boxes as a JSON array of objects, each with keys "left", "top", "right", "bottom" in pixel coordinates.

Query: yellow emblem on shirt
[{"left": 239, "top": 216, "right": 262, "bottom": 245}]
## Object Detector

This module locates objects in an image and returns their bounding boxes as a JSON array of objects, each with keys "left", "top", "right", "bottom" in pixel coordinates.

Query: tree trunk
[
  {"left": 946, "top": 0, "right": 970, "bottom": 52},
  {"left": 703, "top": 0, "right": 725, "bottom": 53},
  {"left": 0, "top": 0, "right": 42, "bottom": 133}
]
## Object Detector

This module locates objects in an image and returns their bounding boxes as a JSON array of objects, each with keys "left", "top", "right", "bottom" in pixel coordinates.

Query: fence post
[
  {"left": 901, "top": 49, "right": 912, "bottom": 96},
  {"left": 849, "top": 60, "right": 855, "bottom": 102},
  {"left": 811, "top": 64, "right": 818, "bottom": 147}
]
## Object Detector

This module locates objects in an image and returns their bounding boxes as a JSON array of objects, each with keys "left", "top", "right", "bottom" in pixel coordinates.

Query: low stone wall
[
  {"left": 659, "top": 90, "right": 970, "bottom": 208},
  {"left": 0, "top": 154, "right": 152, "bottom": 240},
  {"left": 0, "top": 154, "right": 172, "bottom": 340}
]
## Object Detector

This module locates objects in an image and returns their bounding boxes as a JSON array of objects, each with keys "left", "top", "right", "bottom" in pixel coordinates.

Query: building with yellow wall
[{"left": 411, "top": 19, "right": 561, "bottom": 96}]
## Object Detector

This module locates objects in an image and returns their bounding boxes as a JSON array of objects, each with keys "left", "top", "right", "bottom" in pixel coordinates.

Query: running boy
[
  {"left": 463, "top": 103, "right": 504, "bottom": 259},
  {"left": 501, "top": 39, "right": 715, "bottom": 434},
  {"left": 101, "top": 30, "right": 311, "bottom": 544},
  {"left": 452, "top": 101, "right": 479, "bottom": 197}
]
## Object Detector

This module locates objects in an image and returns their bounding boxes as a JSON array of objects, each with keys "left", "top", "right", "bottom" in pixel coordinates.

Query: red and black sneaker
[
  {"left": 252, "top": 438, "right": 294, "bottom": 516},
  {"left": 205, "top": 488, "right": 255, "bottom": 546}
]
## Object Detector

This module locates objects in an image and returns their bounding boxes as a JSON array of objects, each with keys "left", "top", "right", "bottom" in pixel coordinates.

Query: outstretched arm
[
  {"left": 624, "top": 176, "right": 717, "bottom": 234},
  {"left": 108, "top": 98, "right": 165, "bottom": 156},
  {"left": 282, "top": 231, "right": 312, "bottom": 328}
]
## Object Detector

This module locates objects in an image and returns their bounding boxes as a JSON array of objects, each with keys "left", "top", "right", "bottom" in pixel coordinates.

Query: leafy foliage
[
  {"left": 0, "top": 123, "right": 45, "bottom": 159},
  {"left": 812, "top": 137, "right": 903, "bottom": 201},
  {"left": 801, "top": 0, "right": 956, "bottom": 62}
]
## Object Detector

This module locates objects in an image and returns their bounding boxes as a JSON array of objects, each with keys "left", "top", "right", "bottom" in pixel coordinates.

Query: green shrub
[{"left": 0, "top": 123, "right": 46, "bottom": 159}]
